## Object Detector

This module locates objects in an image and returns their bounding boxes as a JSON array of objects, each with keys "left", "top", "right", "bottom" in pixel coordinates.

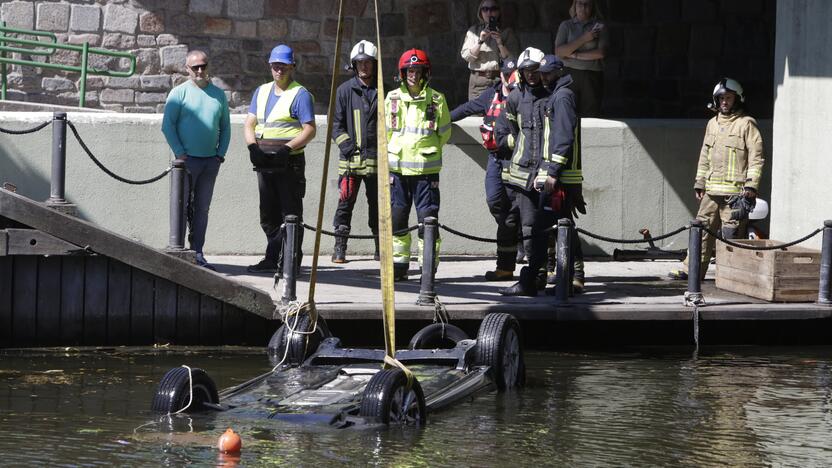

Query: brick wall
[{"left": 0, "top": 0, "right": 775, "bottom": 117}]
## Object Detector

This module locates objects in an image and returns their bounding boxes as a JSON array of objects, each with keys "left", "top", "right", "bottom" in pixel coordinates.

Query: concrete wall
[
  {"left": 0, "top": 112, "right": 771, "bottom": 256},
  {"left": 770, "top": 0, "right": 832, "bottom": 249}
]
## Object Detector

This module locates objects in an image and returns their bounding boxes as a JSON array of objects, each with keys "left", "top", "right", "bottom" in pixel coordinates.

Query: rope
[
  {"left": 66, "top": 121, "right": 171, "bottom": 185},
  {"left": 171, "top": 365, "right": 194, "bottom": 415},
  {"left": 302, "top": 222, "right": 418, "bottom": 239},
  {"left": 0, "top": 120, "right": 51, "bottom": 135},
  {"left": 575, "top": 225, "right": 689, "bottom": 244},
  {"left": 702, "top": 226, "right": 822, "bottom": 250}
]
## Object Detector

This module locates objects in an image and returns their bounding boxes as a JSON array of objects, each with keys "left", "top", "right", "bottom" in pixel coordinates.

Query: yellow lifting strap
[{"left": 373, "top": 0, "right": 399, "bottom": 366}]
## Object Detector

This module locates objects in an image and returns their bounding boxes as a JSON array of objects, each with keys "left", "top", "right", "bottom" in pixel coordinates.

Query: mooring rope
[{"left": 0, "top": 120, "right": 51, "bottom": 135}]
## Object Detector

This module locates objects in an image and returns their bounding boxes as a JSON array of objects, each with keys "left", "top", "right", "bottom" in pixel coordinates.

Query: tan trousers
[
  {"left": 682, "top": 193, "right": 745, "bottom": 277},
  {"left": 468, "top": 72, "right": 499, "bottom": 101}
]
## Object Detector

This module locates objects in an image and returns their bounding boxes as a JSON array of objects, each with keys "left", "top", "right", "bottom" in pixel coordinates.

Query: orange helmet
[{"left": 398, "top": 48, "right": 431, "bottom": 80}]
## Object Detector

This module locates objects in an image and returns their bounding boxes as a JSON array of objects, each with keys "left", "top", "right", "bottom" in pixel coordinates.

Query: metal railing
[{"left": 0, "top": 22, "right": 136, "bottom": 107}]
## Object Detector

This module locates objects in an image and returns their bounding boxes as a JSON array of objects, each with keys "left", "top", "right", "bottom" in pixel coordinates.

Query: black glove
[
  {"left": 728, "top": 194, "right": 756, "bottom": 221},
  {"left": 272, "top": 144, "right": 291, "bottom": 159},
  {"left": 567, "top": 186, "right": 587, "bottom": 219},
  {"left": 248, "top": 143, "right": 268, "bottom": 167}
]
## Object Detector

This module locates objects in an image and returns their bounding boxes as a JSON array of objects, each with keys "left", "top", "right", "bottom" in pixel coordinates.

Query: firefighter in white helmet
[
  {"left": 330, "top": 40, "right": 381, "bottom": 263},
  {"left": 669, "top": 77, "right": 765, "bottom": 280}
]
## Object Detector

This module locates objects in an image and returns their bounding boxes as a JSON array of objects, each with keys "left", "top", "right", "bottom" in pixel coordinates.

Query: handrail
[{"left": 0, "top": 22, "right": 136, "bottom": 107}]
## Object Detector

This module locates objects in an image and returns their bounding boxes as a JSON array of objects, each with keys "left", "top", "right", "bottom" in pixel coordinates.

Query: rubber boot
[
  {"left": 499, "top": 266, "right": 537, "bottom": 297},
  {"left": 331, "top": 225, "right": 349, "bottom": 263},
  {"left": 373, "top": 234, "right": 380, "bottom": 261}
]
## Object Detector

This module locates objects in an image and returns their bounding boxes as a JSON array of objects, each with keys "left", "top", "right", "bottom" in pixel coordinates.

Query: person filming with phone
[
  {"left": 461, "top": 0, "right": 519, "bottom": 100},
  {"left": 554, "top": 0, "right": 608, "bottom": 117}
]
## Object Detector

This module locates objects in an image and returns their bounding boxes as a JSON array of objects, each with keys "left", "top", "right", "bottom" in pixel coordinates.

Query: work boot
[
  {"left": 332, "top": 225, "right": 349, "bottom": 264},
  {"left": 394, "top": 264, "right": 408, "bottom": 282},
  {"left": 572, "top": 277, "right": 585, "bottom": 294},
  {"left": 516, "top": 244, "right": 527, "bottom": 264},
  {"left": 668, "top": 269, "right": 688, "bottom": 280},
  {"left": 247, "top": 258, "right": 278, "bottom": 274},
  {"left": 485, "top": 269, "right": 513, "bottom": 281},
  {"left": 499, "top": 267, "right": 537, "bottom": 297},
  {"left": 373, "top": 236, "right": 380, "bottom": 261}
]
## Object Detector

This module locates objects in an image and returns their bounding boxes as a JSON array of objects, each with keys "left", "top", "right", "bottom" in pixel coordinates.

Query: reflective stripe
[
  {"left": 263, "top": 121, "right": 302, "bottom": 129},
  {"left": 254, "top": 81, "right": 305, "bottom": 142},
  {"left": 388, "top": 156, "right": 443, "bottom": 170},
  {"left": 353, "top": 108, "right": 362, "bottom": 148},
  {"left": 506, "top": 112, "right": 517, "bottom": 122},
  {"left": 335, "top": 133, "right": 350, "bottom": 145},
  {"left": 507, "top": 134, "right": 515, "bottom": 149},
  {"left": 393, "top": 233, "right": 411, "bottom": 264},
  {"left": 551, "top": 154, "right": 568, "bottom": 164},
  {"left": 404, "top": 126, "right": 434, "bottom": 135}
]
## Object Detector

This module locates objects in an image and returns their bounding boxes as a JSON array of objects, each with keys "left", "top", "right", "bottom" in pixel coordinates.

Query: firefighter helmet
[
  {"left": 350, "top": 40, "right": 377, "bottom": 63},
  {"left": 712, "top": 77, "right": 745, "bottom": 108},
  {"left": 398, "top": 48, "right": 431, "bottom": 80},
  {"left": 516, "top": 47, "right": 544, "bottom": 85}
]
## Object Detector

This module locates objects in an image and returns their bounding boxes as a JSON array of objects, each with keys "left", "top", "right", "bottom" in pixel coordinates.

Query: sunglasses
[
  {"left": 271, "top": 63, "right": 291, "bottom": 71},
  {"left": 189, "top": 63, "right": 208, "bottom": 72},
  {"left": 481, "top": 6, "right": 500, "bottom": 12}
]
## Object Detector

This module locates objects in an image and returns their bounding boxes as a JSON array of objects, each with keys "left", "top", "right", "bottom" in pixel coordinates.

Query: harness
[{"left": 480, "top": 89, "right": 505, "bottom": 151}]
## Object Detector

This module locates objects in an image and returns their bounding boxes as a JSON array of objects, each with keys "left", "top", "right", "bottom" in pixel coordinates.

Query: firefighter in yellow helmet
[{"left": 385, "top": 48, "right": 452, "bottom": 281}]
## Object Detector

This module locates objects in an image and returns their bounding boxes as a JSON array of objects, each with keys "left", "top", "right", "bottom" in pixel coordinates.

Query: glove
[
  {"left": 272, "top": 144, "right": 292, "bottom": 159},
  {"left": 568, "top": 186, "right": 587, "bottom": 219},
  {"left": 742, "top": 187, "right": 757, "bottom": 199},
  {"left": 248, "top": 143, "right": 268, "bottom": 168},
  {"left": 728, "top": 193, "right": 756, "bottom": 221}
]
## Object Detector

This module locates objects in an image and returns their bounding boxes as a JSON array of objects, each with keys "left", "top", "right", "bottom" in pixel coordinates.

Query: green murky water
[{"left": 2, "top": 347, "right": 832, "bottom": 466}]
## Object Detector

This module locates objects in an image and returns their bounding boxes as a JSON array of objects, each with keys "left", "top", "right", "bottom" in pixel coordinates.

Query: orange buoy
[{"left": 217, "top": 428, "right": 242, "bottom": 453}]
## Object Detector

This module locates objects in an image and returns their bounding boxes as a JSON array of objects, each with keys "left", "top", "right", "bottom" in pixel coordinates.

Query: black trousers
[
  {"left": 332, "top": 173, "right": 379, "bottom": 234},
  {"left": 256, "top": 158, "right": 305, "bottom": 270}
]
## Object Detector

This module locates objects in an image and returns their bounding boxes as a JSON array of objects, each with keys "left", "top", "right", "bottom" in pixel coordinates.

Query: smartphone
[
  {"left": 591, "top": 22, "right": 604, "bottom": 33},
  {"left": 488, "top": 17, "right": 498, "bottom": 31}
]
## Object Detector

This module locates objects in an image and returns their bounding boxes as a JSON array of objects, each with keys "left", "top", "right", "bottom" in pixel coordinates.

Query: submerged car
[{"left": 151, "top": 312, "right": 524, "bottom": 426}]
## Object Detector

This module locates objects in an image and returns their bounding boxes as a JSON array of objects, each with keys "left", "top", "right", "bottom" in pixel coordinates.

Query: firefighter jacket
[
  {"left": 332, "top": 76, "right": 378, "bottom": 176},
  {"left": 544, "top": 74, "right": 581, "bottom": 186},
  {"left": 694, "top": 111, "right": 764, "bottom": 195},
  {"left": 385, "top": 84, "right": 451, "bottom": 176},
  {"left": 254, "top": 81, "right": 307, "bottom": 155},
  {"left": 495, "top": 82, "right": 556, "bottom": 191},
  {"left": 450, "top": 82, "right": 509, "bottom": 153}
]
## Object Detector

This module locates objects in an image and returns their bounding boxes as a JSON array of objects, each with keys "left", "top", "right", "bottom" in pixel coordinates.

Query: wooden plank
[
  {"left": 199, "top": 296, "right": 223, "bottom": 345},
  {"left": 107, "top": 260, "right": 132, "bottom": 344},
  {"left": 36, "top": 256, "right": 62, "bottom": 345},
  {"left": 83, "top": 256, "right": 108, "bottom": 344},
  {"left": 60, "top": 256, "right": 85, "bottom": 344},
  {"left": 12, "top": 256, "right": 37, "bottom": 346},
  {"left": 5, "top": 229, "right": 85, "bottom": 256},
  {"left": 716, "top": 264, "right": 819, "bottom": 302},
  {"left": 154, "top": 278, "right": 177, "bottom": 344},
  {"left": 221, "top": 303, "right": 246, "bottom": 345},
  {"left": 130, "top": 268, "right": 155, "bottom": 345},
  {"left": 0, "top": 257, "right": 13, "bottom": 345},
  {"left": 0, "top": 189, "right": 274, "bottom": 318},
  {"left": 176, "top": 287, "right": 201, "bottom": 344}
]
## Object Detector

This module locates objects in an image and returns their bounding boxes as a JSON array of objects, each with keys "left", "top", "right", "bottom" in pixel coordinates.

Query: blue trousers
[
  {"left": 184, "top": 156, "right": 221, "bottom": 254},
  {"left": 390, "top": 172, "right": 440, "bottom": 272},
  {"left": 485, "top": 154, "right": 517, "bottom": 271}
]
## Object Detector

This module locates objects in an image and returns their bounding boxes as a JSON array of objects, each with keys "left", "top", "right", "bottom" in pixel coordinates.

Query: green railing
[{"left": 0, "top": 22, "right": 136, "bottom": 107}]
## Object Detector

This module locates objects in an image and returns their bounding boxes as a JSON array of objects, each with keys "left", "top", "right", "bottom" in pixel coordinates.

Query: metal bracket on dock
[
  {"left": 0, "top": 228, "right": 88, "bottom": 256},
  {"left": 684, "top": 291, "right": 706, "bottom": 307}
]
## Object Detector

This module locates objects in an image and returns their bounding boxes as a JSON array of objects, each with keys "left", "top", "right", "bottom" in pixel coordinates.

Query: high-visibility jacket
[
  {"left": 385, "top": 84, "right": 451, "bottom": 176},
  {"left": 694, "top": 111, "right": 764, "bottom": 195},
  {"left": 332, "top": 76, "right": 378, "bottom": 176},
  {"left": 254, "top": 81, "right": 307, "bottom": 155}
]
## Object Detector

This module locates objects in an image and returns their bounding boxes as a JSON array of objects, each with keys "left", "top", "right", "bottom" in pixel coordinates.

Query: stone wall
[{"left": 1, "top": 0, "right": 775, "bottom": 117}]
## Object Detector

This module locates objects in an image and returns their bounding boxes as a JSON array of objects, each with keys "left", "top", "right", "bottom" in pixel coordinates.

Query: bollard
[
  {"left": 417, "top": 217, "right": 438, "bottom": 305},
  {"left": 47, "top": 112, "right": 68, "bottom": 205},
  {"left": 684, "top": 219, "right": 705, "bottom": 306},
  {"left": 281, "top": 215, "right": 299, "bottom": 304},
  {"left": 554, "top": 218, "right": 573, "bottom": 302},
  {"left": 818, "top": 220, "right": 832, "bottom": 305},
  {"left": 167, "top": 159, "right": 187, "bottom": 250}
]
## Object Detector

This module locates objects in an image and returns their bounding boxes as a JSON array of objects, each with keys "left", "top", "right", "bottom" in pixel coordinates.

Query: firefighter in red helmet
[{"left": 385, "top": 48, "right": 451, "bottom": 281}]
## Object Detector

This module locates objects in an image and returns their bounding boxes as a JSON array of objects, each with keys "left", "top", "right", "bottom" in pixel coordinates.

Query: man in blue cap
[{"left": 244, "top": 44, "right": 316, "bottom": 274}]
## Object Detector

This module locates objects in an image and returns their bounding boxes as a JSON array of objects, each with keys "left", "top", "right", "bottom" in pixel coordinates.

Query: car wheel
[
  {"left": 475, "top": 313, "right": 524, "bottom": 391},
  {"left": 408, "top": 323, "right": 469, "bottom": 349},
  {"left": 151, "top": 367, "right": 219, "bottom": 413},
  {"left": 359, "top": 369, "right": 426, "bottom": 426},
  {"left": 268, "top": 311, "right": 330, "bottom": 366}
]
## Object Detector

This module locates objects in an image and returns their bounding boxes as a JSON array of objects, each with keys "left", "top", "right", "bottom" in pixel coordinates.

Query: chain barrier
[
  {"left": 0, "top": 120, "right": 52, "bottom": 135},
  {"left": 66, "top": 121, "right": 171, "bottom": 185},
  {"left": 302, "top": 222, "right": 418, "bottom": 239},
  {"left": 575, "top": 225, "right": 689, "bottom": 244},
  {"left": 702, "top": 226, "right": 822, "bottom": 251}
]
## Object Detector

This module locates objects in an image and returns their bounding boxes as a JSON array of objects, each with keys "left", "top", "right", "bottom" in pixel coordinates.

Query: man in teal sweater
[{"left": 161, "top": 50, "right": 230, "bottom": 270}]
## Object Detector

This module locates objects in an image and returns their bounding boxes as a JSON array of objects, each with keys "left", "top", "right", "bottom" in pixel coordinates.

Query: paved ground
[{"left": 202, "top": 254, "right": 830, "bottom": 321}]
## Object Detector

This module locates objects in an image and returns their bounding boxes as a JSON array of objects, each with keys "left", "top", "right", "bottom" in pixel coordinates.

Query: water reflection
[{"left": 2, "top": 347, "right": 832, "bottom": 465}]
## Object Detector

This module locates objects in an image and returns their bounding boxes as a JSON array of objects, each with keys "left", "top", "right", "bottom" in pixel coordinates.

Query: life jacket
[{"left": 480, "top": 88, "right": 506, "bottom": 152}]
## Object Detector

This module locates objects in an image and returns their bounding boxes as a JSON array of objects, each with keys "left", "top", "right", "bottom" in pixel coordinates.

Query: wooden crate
[{"left": 715, "top": 239, "right": 821, "bottom": 302}]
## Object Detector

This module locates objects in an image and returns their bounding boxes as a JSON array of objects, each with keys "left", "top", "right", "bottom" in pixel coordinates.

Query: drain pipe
[
  {"left": 684, "top": 219, "right": 705, "bottom": 306},
  {"left": 555, "top": 218, "right": 573, "bottom": 303},
  {"left": 281, "top": 215, "right": 299, "bottom": 304},
  {"left": 417, "top": 217, "right": 438, "bottom": 306},
  {"left": 819, "top": 220, "right": 832, "bottom": 305}
]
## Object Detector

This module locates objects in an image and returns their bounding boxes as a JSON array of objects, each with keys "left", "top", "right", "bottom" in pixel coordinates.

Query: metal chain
[
  {"left": 302, "top": 222, "right": 418, "bottom": 239},
  {"left": 702, "top": 226, "right": 822, "bottom": 250},
  {"left": 67, "top": 121, "right": 171, "bottom": 185},
  {"left": 575, "top": 225, "right": 689, "bottom": 244},
  {"left": 0, "top": 120, "right": 51, "bottom": 135}
]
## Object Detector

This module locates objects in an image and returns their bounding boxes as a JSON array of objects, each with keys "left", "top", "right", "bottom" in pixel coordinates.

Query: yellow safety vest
[
  {"left": 385, "top": 85, "right": 451, "bottom": 176},
  {"left": 254, "top": 81, "right": 306, "bottom": 155}
]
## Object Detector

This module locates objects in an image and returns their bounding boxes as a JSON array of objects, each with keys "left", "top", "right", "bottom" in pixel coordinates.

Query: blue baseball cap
[
  {"left": 538, "top": 54, "right": 564, "bottom": 73},
  {"left": 268, "top": 44, "right": 295, "bottom": 64}
]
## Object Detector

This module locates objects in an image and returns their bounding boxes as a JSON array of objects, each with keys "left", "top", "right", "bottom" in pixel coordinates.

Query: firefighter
[
  {"left": 331, "top": 40, "right": 380, "bottom": 263},
  {"left": 669, "top": 78, "right": 764, "bottom": 280},
  {"left": 450, "top": 58, "right": 520, "bottom": 281},
  {"left": 386, "top": 49, "right": 452, "bottom": 281}
]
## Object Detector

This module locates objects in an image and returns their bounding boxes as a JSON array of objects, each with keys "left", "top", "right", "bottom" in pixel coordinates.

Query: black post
[
  {"left": 417, "top": 216, "right": 438, "bottom": 305},
  {"left": 555, "top": 218, "right": 573, "bottom": 302},
  {"left": 685, "top": 219, "right": 705, "bottom": 306},
  {"left": 167, "top": 159, "right": 186, "bottom": 250},
  {"left": 47, "top": 112, "right": 67, "bottom": 204},
  {"left": 281, "top": 215, "right": 299, "bottom": 304},
  {"left": 818, "top": 220, "right": 832, "bottom": 305}
]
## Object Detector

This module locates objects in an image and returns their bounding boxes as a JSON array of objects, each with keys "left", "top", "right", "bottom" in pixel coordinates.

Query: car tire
[
  {"left": 151, "top": 367, "right": 219, "bottom": 414},
  {"left": 268, "top": 311, "right": 330, "bottom": 366},
  {"left": 359, "top": 369, "right": 426, "bottom": 426},
  {"left": 475, "top": 313, "right": 525, "bottom": 391},
  {"left": 408, "top": 323, "right": 469, "bottom": 349}
]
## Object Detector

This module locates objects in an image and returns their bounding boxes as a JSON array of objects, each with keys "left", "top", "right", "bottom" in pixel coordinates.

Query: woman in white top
[
  {"left": 460, "top": 0, "right": 519, "bottom": 100},
  {"left": 554, "top": 0, "right": 608, "bottom": 117}
]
